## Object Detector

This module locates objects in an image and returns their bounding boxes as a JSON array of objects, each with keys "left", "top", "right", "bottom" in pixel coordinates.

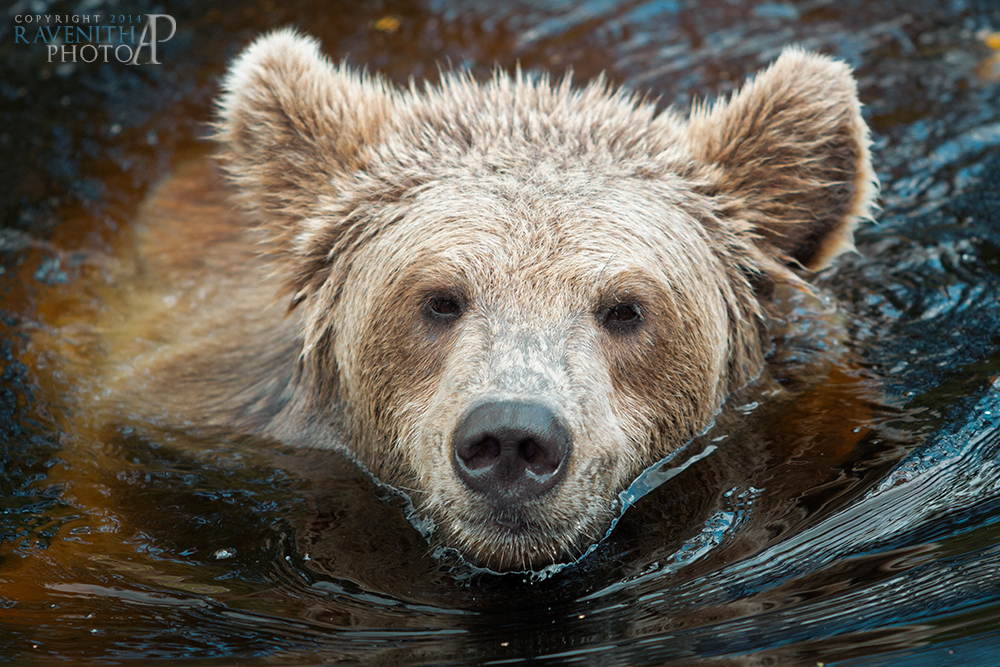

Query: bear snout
[{"left": 451, "top": 400, "right": 572, "bottom": 506}]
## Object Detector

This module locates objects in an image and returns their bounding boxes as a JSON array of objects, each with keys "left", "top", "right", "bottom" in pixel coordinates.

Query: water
[{"left": 3, "top": 0, "right": 1000, "bottom": 664}]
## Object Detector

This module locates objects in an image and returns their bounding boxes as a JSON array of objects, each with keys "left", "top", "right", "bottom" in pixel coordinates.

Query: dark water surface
[{"left": 4, "top": 0, "right": 1000, "bottom": 664}]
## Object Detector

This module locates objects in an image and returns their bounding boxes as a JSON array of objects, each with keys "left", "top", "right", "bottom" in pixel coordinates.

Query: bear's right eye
[
  {"left": 601, "top": 302, "right": 643, "bottom": 334},
  {"left": 424, "top": 295, "right": 464, "bottom": 323}
]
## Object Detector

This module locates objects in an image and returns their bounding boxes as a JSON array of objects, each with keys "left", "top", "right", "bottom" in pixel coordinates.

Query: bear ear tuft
[
  {"left": 214, "top": 28, "right": 398, "bottom": 251},
  {"left": 686, "top": 47, "right": 878, "bottom": 270}
]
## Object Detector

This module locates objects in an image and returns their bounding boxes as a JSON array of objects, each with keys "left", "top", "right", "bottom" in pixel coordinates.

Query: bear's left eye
[
  {"left": 602, "top": 302, "right": 643, "bottom": 333},
  {"left": 424, "top": 295, "right": 464, "bottom": 323}
]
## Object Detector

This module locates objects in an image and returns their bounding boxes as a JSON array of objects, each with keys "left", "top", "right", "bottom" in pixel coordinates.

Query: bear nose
[{"left": 452, "top": 400, "right": 572, "bottom": 503}]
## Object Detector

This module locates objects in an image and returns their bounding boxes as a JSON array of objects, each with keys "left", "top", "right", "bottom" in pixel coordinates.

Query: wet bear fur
[{"left": 113, "top": 29, "right": 876, "bottom": 571}]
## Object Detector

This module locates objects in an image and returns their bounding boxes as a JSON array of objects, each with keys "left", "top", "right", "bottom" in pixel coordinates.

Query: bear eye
[
  {"left": 424, "top": 295, "right": 464, "bottom": 323},
  {"left": 602, "top": 302, "right": 643, "bottom": 333}
]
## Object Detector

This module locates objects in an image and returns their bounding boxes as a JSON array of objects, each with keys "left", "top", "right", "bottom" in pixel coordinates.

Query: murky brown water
[{"left": 4, "top": 0, "right": 1000, "bottom": 664}]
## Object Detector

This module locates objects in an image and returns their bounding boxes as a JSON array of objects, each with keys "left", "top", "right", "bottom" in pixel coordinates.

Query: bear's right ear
[
  {"left": 684, "top": 48, "right": 878, "bottom": 271},
  {"left": 215, "top": 29, "right": 397, "bottom": 254}
]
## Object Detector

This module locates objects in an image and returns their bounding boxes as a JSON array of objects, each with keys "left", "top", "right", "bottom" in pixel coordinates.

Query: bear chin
[{"left": 428, "top": 478, "right": 621, "bottom": 570}]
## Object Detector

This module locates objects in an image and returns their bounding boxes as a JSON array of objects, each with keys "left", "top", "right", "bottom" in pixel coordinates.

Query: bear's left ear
[
  {"left": 685, "top": 47, "right": 878, "bottom": 270},
  {"left": 215, "top": 28, "right": 398, "bottom": 255}
]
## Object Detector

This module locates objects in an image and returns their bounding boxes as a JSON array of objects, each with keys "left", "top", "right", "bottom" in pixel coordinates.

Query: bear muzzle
[{"left": 451, "top": 399, "right": 572, "bottom": 507}]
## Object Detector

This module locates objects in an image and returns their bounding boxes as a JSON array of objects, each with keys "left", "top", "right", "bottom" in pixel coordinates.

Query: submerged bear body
[{"left": 94, "top": 30, "right": 876, "bottom": 571}]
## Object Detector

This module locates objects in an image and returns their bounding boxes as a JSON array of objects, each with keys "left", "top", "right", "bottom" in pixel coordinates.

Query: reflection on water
[{"left": 3, "top": 0, "right": 1000, "bottom": 664}]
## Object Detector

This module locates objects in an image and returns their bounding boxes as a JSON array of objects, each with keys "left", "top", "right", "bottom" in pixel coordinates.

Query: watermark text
[{"left": 11, "top": 13, "right": 176, "bottom": 65}]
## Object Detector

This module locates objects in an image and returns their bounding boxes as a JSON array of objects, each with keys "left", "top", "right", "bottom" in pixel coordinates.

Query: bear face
[
  {"left": 328, "top": 170, "right": 751, "bottom": 567},
  {"left": 193, "top": 29, "right": 876, "bottom": 570}
]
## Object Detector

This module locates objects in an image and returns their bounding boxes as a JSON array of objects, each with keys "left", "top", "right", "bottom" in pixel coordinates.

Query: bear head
[{"left": 215, "top": 30, "right": 876, "bottom": 571}]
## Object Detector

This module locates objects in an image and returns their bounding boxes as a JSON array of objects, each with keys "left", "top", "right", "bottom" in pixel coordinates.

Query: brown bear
[{"left": 95, "top": 29, "right": 876, "bottom": 572}]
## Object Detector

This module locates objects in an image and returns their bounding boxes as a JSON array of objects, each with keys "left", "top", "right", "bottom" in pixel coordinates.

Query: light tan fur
[{"left": 102, "top": 29, "right": 877, "bottom": 570}]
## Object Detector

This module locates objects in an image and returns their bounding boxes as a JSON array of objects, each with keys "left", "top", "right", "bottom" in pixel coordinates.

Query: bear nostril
[
  {"left": 452, "top": 401, "right": 572, "bottom": 504},
  {"left": 463, "top": 436, "right": 501, "bottom": 470}
]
